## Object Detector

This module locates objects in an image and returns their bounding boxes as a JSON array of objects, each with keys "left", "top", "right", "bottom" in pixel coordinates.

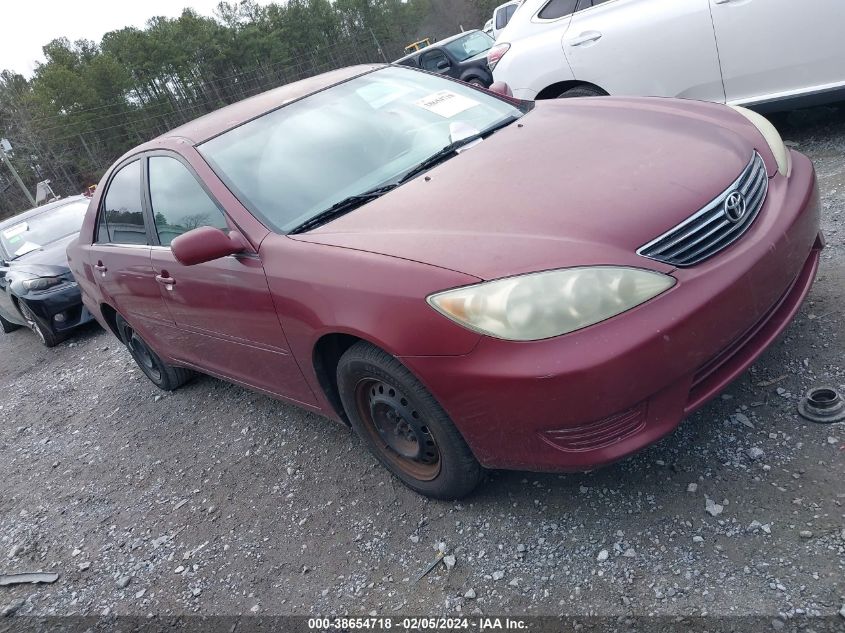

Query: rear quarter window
[{"left": 539, "top": 0, "right": 579, "bottom": 19}]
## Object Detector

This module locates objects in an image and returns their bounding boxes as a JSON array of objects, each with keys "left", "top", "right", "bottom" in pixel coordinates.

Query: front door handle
[
  {"left": 155, "top": 274, "right": 176, "bottom": 289},
  {"left": 568, "top": 31, "right": 603, "bottom": 46},
  {"left": 94, "top": 261, "right": 107, "bottom": 276}
]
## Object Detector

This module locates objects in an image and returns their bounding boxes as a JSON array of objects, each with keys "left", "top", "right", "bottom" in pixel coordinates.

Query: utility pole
[{"left": 0, "top": 140, "right": 35, "bottom": 207}]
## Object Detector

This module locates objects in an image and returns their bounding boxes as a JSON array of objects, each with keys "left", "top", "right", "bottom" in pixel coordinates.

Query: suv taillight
[{"left": 487, "top": 43, "right": 511, "bottom": 72}]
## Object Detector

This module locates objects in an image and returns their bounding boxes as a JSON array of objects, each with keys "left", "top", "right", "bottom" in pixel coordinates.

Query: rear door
[
  {"left": 145, "top": 153, "right": 315, "bottom": 405},
  {"left": 90, "top": 159, "right": 170, "bottom": 338},
  {"left": 563, "top": 0, "right": 725, "bottom": 101},
  {"left": 709, "top": 0, "right": 844, "bottom": 105}
]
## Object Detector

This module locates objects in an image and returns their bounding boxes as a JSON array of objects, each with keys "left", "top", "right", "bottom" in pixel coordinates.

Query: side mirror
[
  {"left": 489, "top": 81, "right": 513, "bottom": 98},
  {"left": 171, "top": 226, "right": 246, "bottom": 266},
  {"left": 436, "top": 59, "right": 450, "bottom": 71}
]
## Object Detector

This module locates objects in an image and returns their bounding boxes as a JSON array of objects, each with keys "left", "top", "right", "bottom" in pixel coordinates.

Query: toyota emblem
[{"left": 724, "top": 191, "right": 747, "bottom": 223}]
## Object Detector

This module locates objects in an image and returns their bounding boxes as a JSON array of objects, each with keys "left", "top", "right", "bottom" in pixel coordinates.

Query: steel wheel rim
[
  {"left": 124, "top": 325, "right": 162, "bottom": 382},
  {"left": 355, "top": 378, "right": 441, "bottom": 481}
]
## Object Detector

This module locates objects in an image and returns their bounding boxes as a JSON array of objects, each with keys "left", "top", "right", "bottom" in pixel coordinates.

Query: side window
[
  {"left": 495, "top": 6, "right": 508, "bottom": 29},
  {"left": 98, "top": 160, "right": 148, "bottom": 245},
  {"left": 505, "top": 4, "right": 517, "bottom": 22},
  {"left": 539, "top": 0, "right": 578, "bottom": 19},
  {"left": 420, "top": 50, "right": 449, "bottom": 72},
  {"left": 148, "top": 156, "right": 229, "bottom": 246}
]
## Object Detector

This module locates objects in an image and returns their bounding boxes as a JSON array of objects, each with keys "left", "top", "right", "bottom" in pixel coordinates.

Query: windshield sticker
[
  {"left": 415, "top": 91, "right": 480, "bottom": 118},
  {"left": 13, "top": 241, "right": 40, "bottom": 258},
  {"left": 8, "top": 235, "right": 22, "bottom": 244},
  {"left": 2, "top": 223, "right": 28, "bottom": 239}
]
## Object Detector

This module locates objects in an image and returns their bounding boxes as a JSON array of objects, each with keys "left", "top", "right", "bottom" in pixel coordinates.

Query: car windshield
[
  {"left": 443, "top": 31, "right": 495, "bottom": 62},
  {"left": 198, "top": 67, "right": 524, "bottom": 233},
  {"left": 0, "top": 199, "right": 88, "bottom": 260}
]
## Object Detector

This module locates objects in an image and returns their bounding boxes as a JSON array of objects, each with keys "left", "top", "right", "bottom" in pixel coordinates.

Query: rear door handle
[
  {"left": 568, "top": 31, "right": 603, "bottom": 46},
  {"left": 94, "top": 261, "right": 107, "bottom": 275}
]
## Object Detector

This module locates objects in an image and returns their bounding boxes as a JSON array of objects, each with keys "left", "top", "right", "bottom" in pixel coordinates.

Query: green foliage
[{"left": 0, "top": 0, "right": 493, "bottom": 218}]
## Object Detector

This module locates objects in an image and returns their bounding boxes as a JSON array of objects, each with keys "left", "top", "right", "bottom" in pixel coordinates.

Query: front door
[
  {"left": 145, "top": 154, "right": 315, "bottom": 405},
  {"left": 709, "top": 0, "right": 845, "bottom": 105},
  {"left": 563, "top": 0, "right": 725, "bottom": 102}
]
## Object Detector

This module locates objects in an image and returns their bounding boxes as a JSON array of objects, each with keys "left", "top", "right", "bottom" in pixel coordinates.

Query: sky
[{"left": 0, "top": 0, "right": 262, "bottom": 77}]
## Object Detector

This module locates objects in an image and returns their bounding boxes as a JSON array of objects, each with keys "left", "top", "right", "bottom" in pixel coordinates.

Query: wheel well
[
  {"left": 99, "top": 303, "right": 121, "bottom": 339},
  {"left": 535, "top": 80, "right": 607, "bottom": 100},
  {"left": 313, "top": 333, "right": 363, "bottom": 424}
]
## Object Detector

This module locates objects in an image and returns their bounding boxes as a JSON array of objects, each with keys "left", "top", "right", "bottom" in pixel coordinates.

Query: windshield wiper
[
  {"left": 289, "top": 184, "right": 398, "bottom": 234},
  {"left": 397, "top": 115, "right": 520, "bottom": 185}
]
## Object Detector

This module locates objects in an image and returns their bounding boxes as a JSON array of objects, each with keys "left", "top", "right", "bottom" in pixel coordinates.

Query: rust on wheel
[{"left": 354, "top": 378, "right": 441, "bottom": 481}]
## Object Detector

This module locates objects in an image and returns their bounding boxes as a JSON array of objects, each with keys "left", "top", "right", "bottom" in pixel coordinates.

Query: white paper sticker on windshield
[
  {"left": 2, "top": 223, "right": 27, "bottom": 239},
  {"left": 415, "top": 91, "right": 479, "bottom": 118},
  {"left": 13, "top": 241, "right": 40, "bottom": 257}
]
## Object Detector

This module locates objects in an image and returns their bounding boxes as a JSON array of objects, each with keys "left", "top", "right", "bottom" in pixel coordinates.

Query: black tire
[
  {"left": 337, "top": 341, "right": 483, "bottom": 500},
  {"left": 17, "top": 301, "right": 62, "bottom": 347},
  {"left": 557, "top": 84, "right": 607, "bottom": 98},
  {"left": 115, "top": 313, "right": 194, "bottom": 391},
  {"left": 0, "top": 313, "right": 21, "bottom": 334}
]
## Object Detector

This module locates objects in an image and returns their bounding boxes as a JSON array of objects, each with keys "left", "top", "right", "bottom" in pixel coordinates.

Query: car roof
[
  {"left": 158, "top": 64, "right": 386, "bottom": 146},
  {"left": 0, "top": 195, "right": 89, "bottom": 231},
  {"left": 394, "top": 30, "right": 482, "bottom": 64}
]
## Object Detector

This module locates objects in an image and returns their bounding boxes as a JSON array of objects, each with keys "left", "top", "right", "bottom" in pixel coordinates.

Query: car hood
[
  {"left": 295, "top": 97, "right": 770, "bottom": 280},
  {"left": 8, "top": 233, "right": 75, "bottom": 277}
]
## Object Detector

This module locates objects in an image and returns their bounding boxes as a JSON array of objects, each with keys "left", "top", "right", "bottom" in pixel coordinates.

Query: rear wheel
[
  {"left": 18, "top": 301, "right": 61, "bottom": 347},
  {"left": 337, "top": 342, "right": 483, "bottom": 500},
  {"left": 467, "top": 78, "right": 486, "bottom": 88},
  {"left": 557, "top": 84, "right": 607, "bottom": 98},
  {"left": 115, "top": 313, "right": 194, "bottom": 391}
]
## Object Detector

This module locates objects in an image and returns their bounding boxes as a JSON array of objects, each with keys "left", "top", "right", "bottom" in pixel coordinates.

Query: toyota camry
[{"left": 67, "top": 65, "right": 823, "bottom": 499}]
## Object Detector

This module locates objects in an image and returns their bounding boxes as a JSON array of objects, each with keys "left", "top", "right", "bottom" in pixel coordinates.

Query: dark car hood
[
  {"left": 8, "top": 233, "right": 75, "bottom": 277},
  {"left": 294, "top": 97, "right": 773, "bottom": 280}
]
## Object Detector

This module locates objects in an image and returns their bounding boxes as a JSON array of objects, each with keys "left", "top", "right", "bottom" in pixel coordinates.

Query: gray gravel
[{"left": 0, "top": 105, "right": 844, "bottom": 620}]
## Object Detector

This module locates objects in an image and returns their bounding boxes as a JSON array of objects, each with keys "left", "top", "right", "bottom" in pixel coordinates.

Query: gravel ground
[{"left": 1, "top": 105, "right": 844, "bottom": 625}]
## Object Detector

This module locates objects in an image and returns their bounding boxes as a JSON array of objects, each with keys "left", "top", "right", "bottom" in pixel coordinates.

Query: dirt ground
[{"left": 1, "top": 105, "right": 843, "bottom": 625}]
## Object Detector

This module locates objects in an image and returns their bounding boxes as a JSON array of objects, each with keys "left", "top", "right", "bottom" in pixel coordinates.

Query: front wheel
[
  {"left": 115, "top": 314, "right": 194, "bottom": 391},
  {"left": 337, "top": 342, "right": 483, "bottom": 500},
  {"left": 467, "top": 78, "right": 487, "bottom": 88},
  {"left": 0, "top": 313, "right": 21, "bottom": 334}
]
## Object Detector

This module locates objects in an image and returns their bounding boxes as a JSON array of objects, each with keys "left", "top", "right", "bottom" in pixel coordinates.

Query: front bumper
[
  {"left": 21, "top": 282, "right": 94, "bottom": 335},
  {"left": 401, "top": 150, "right": 823, "bottom": 472}
]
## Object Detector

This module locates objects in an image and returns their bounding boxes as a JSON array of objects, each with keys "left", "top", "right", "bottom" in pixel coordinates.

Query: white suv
[{"left": 488, "top": 0, "right": 845, "bottom": 109}]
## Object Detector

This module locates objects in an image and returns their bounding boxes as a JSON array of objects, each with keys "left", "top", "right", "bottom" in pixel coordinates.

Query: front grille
[
  {"left": 541, "top": 402, "right": 647, "bottom": 452},
  {"left": 638, "top": 153, "right": 768, "bottom": 267}
]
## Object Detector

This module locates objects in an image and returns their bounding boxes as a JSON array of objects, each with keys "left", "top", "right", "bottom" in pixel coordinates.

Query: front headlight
[
  {"left": 22, "top": 277, "right": 65, "bottom": 291},
  {"left": 427, "top": 267, "right": 676, "bottom": 341},
  {"left": 729, "top": 105, "right": 792, "bottom": 177}
]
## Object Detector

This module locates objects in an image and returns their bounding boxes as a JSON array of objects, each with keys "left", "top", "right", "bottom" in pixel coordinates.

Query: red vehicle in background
[{"left": 68, "top": 65, "right": 822, "bottom": 499}]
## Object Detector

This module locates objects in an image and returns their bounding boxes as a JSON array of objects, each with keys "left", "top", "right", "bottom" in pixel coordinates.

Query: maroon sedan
[{"left": 68, "top": 65, "right": 823, "bottom": 499}]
